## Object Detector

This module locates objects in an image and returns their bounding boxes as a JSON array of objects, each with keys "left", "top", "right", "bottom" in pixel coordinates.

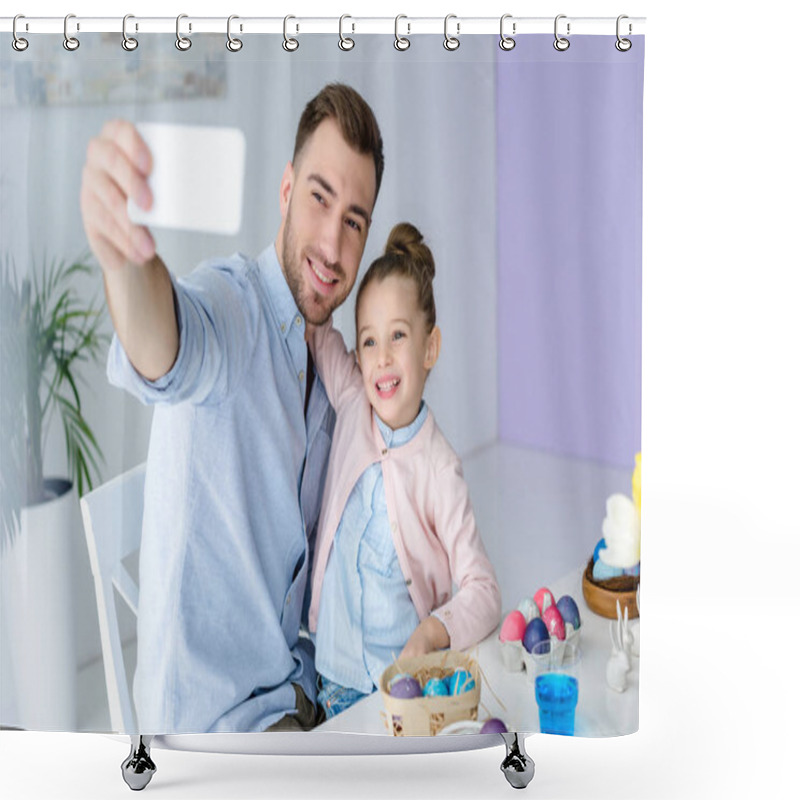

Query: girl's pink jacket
[{"left": 307, "top": 322, "right": 502, "bottom": 652}]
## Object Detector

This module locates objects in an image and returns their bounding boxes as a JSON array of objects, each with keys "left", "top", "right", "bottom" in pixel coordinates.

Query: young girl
[{"left": 308, "top": 222, "right": 501, "bottom": 719}]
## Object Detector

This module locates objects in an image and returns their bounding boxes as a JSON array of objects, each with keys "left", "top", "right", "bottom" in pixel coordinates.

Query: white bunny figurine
[{"left": 606, "top": 600, "right": 632, "bottom": 693}]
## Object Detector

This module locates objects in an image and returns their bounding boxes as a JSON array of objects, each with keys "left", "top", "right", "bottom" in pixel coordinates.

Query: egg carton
[{"left": 500, "top": 626, "right": 581, "bottom": 684}]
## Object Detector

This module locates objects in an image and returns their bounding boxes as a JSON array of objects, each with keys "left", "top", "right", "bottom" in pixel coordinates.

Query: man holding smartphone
[{"left": 80, "top": 84, "right": 384, "bottom": 733}]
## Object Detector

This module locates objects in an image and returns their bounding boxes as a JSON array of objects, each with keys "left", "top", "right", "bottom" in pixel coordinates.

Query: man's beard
[{"left": 281, "top": 206, "right": 342, "bottom": 326}]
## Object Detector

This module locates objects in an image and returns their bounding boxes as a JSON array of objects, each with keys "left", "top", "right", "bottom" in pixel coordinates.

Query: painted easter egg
[
  {"left": 593, "top": 538, "right": 607, "bottom": 563},
  {"left": 533, "top": 587, "right": 555, "bottom": 615},
  {"left": 542, "top": 605, "right": 566, "bottom": 640},
  {"left": 448, "top": 668, "right": 476, "bottom": 695},
  {"left": 389, "top": 675, "right": 422, "bottom": 699},
  {"left": 556, "top": 595, "right": 581, "bottom": 630},
  {"left": 623, "top": 563, "right": 641, "bottom": 577},
  {"left": 499, "top": 610, "right": 527, "bottom": 642},
  {"left": 516, "top": 597, "right": 539, "bottom": 622},
  {"left": 480, "top": 718, "right": 508, "bottom": 734},
  {"left": 423, "top": 677, "right": 449, "bottom": 697},
  {"left": 522, "top": 617, "right": 549, "bottom": 654}
]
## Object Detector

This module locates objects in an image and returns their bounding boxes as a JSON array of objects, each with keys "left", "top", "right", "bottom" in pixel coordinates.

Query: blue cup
[{"left": 532, "top": 639, "right": 580, "bottom": 736}]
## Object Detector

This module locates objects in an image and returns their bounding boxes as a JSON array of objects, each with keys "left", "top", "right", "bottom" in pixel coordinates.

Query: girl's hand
[{"left": 398, "top": 616, "right": 450, "bottom": 660}]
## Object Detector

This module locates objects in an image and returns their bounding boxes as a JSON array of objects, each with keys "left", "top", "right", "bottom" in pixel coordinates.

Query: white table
[{"left": 318, "top": 564, "right": 639, "bottom": 737}]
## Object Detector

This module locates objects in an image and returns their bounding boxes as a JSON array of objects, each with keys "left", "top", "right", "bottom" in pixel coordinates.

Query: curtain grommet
[
  {"left": 63, "top": 13, "right": 80, "bottom": 51},
  {"left": 12, "top": 14, "right": 29, "bottom": 52},
  {"left": 394, "top": 15, "right": 410, "bottom": 51},
  {"left": 443, "top": 14, "right": 460, "bottom": 51},
  {"left": 122, "top": 14, "right": 138, "bottom": 51},
  {"left": 338, "top": 14, "right": 355, "bottom": 51},
  {"left": 499, "top": 14, "right": 516, "bottom": 51},
  {"left": 283, "top": 15, "right": 299, "bottom": 52},
  {"left": 553, "top": 14, "right": 570, "bottom": 52},
  {"left": 226, "top": 15, "right": 243, "bottom": 52},
  {"left": 175, "top": 14, "right": 192, "bottom": 51}
]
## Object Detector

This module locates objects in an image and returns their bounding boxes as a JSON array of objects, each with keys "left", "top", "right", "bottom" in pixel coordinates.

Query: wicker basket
[
  {"left": 379, "top": 650, "right": 481, "bottom": 736},
  {"left": 582, "top": 558, "right": 640, "bottom": 619}
]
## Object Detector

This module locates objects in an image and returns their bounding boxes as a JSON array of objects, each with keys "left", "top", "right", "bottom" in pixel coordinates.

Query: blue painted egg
[
  {"left": 593, "top": 538, "right": 607, "bottom": 563},
  {"left": 389, "top": 675, "right": 422, "bottom": 699},
  {"left": 448, "top": 668, "right": 476, "bottom": 695},
  {"left": 480, "top": 718, "right": 508, "bottom": 734},
  {"left": 423, "top": 677, "right": 449, "bottom": 697},
  {"left": 522, "top": 617, "right": 549, "bottom": 654},
  {"left": 556, "top": 595, "right": 581, "bottom": 630}
]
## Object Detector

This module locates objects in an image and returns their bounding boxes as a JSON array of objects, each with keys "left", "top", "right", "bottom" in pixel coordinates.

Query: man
[{"left": 80, "top": 84, "right": 384, "bottom": 733}]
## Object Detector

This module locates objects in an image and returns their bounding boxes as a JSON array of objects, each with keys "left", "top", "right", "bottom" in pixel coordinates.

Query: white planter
[{"left": 0, "top": 479, "right": 77, "bottom": 730}]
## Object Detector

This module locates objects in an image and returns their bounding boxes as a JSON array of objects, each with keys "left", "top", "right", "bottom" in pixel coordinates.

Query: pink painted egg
[
  {"left": 533, "top": 587, "right": 555, "bottom": 615},
  {"left": 542, "top": 605, "right": 566, "bottom": 640},
  {"left": 499, "top": 610, "right": 527, "bottom": 642}
]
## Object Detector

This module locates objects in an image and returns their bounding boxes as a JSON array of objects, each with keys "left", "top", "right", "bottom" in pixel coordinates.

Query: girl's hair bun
[{"left": 385, "top": 222, "right": 435, "bottom": 283}]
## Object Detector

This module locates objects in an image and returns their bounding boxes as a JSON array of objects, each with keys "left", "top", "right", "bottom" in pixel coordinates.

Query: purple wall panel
[{"left": 496, "top": 37, "right": 644, "bottom": 467}]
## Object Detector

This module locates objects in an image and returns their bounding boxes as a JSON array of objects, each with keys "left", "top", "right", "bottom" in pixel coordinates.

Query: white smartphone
[{"left": 127, "top": 122, "right": 246, "bottom": 236}]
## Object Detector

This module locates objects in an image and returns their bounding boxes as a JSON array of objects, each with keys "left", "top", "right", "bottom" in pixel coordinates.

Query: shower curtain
[{"left": 0, "top": 23, "right": 644, "bottom": 739}]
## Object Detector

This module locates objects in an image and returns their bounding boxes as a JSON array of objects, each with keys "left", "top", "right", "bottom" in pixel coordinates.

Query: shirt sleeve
[
  {"left": 106, "top": 257, "right": 259, "bottom": 406},
  {"left": 429, "top": 458, "right": 503, "bottom": 652},
  {"left": 308, "top": 320, "right": 362, "bottom": 412}
]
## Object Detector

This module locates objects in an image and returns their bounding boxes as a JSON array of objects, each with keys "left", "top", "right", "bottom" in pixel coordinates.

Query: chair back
[{"left": 80, "top": 462, "right": 145, "bottom": 733}]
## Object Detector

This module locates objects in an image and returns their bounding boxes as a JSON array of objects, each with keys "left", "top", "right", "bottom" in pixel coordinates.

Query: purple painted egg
[
  {"left": 522, "top": 617, "right": 549, "bottom": 653},
  {"left": 480, "top": 718, "right": 508, "bottom": 734},
  {"left": 556, "top": 595, "right": 581, "bottom": 630},
  {"left": 499, "top": 610, "right": 527, "bottom": 642},
  {"left": 542, "top": 606, "right": 566, "bottom": 641},
  {"left": 533, "top": 587, "right": 555, "bottom": 615},
  {"left": 389, "top": 675, "right": 423, "bottom": 699}
]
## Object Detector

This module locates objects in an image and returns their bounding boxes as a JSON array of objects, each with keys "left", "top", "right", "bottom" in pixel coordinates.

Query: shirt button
[
  {"left": 280, "top": 322, "right": 286, "bottom": 333},
  {"left": 299, "top": 370, "right": 305, "bottom": 382},
  {"left": 295, "top": 315, "right": 302, "bottom": 326},
  {"left": 381, "top": 448, "right": 388, "bottom": 456},
  {"left": 286, "top": 594, "right": 291, "bottom": 605}
]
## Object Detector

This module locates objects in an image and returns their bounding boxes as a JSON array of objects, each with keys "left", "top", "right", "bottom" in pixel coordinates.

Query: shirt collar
[
  {"left": 374, "top": 401, "right": 428, "bottom": 449},
  {"left": 258, "top": 244, "right": 305, "bottom": 342}
]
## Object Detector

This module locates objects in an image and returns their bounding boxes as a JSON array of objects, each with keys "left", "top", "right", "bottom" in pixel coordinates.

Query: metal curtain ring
[
  {"left": 176, "top": 14, "right": 192, "bottom": 51},
  {"left": 443, "top": 14, "right": 460, "bottom": 51},
  {"left": 227, "top": 15, "right": 243, "bottom": 51},
  {"left": 339, "top": 14, "right": 354, "bottom": 51},
  {"left": 394, "top": 15, "right": 410, "bottom": 51},
  {"left": 63, "top": 13, "right": 80, "bottom": 51},
  {"left": 499, "top": 14, "right": 516, "bottom": 51},
  {"left": 12, "top": 14, "right": 29, "bottom": 52},
  {"left": 283, "top": 15, "right": 299, "bottom": 52},
  {"left": 616, "top": 14, "right": 632, "bottom": 51},
  {"left": 122, "top": 15, "right": 138, "bottom": 51},
  {"left": 553, "top": 14, "right": 570, "bottom": 51}
]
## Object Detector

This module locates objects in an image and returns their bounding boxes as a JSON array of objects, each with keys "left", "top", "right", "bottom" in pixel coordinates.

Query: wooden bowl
[{"left": 582, "top": 559, "right": 640, "bottom": 619}]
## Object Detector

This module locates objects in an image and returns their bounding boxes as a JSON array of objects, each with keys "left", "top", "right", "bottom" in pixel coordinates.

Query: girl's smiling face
[{"left": 356, "top": 273, "right": 441, "bottom": 430}]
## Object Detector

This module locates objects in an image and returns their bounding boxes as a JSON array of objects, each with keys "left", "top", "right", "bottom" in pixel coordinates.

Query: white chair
[{"left": 80, "top": 462, "right": 145, "bottom": 733}]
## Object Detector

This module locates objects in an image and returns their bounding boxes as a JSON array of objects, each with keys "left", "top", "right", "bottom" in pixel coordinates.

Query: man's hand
[
  {"left": 398, "top": 616, "right": 451, "bottom": 660},
  {"left": 80, "top": 119, "right": 156, "bottom": 272}
]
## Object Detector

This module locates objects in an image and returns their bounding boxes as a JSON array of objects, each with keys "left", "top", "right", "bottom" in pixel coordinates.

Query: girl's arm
[
  {"left": 308, "top": 320, "right": 362, "bottom": 411},
  {"left": 427, "top": 459, "right": 503, "bottom": 653}
]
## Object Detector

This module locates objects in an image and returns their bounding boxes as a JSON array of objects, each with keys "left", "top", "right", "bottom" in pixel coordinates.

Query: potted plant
[{"left": 0, "top": 253, "right": 108, "bottom": 730}]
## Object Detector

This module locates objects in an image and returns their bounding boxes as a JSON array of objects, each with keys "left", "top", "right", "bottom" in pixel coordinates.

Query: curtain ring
[
  {"left": 63, "top": 13, "right": 80, "bottom": 51},
  {"left": 283, "top": 15, "right": 299, "bottom": 52},
  {"left": 226, "top": 15, "right": 243, "bottom": 52},
  {"left": 338, "top": 14, "right": 355, "bottom": 51},
  {"left": 499, "top": 14, "right": 516, "bottom": 51},
  {"left": 122, "top": 15, "right": 138, "bottom": 51},
  {"left": 12, "top": 15, "right": 29, "bottom": 52},
  {"left": 615, "top": 15, "right": 632, "bottom": 52},
  {"left": 443, "top": 14, "right": 460, "bottom": 51},
  {"left": 394, "top": 15, "right": 410, "bottom": 51},
  {"left": 553, "top": 14, "right": 570, "bottom": 51},
  {"left": 175, "top": 14, "right": 192, "bottom": 51}
]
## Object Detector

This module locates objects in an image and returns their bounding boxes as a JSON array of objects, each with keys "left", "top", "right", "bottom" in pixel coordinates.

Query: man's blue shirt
[{"left": 107, "top": 244, "right": 334, "bottom": 733}]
